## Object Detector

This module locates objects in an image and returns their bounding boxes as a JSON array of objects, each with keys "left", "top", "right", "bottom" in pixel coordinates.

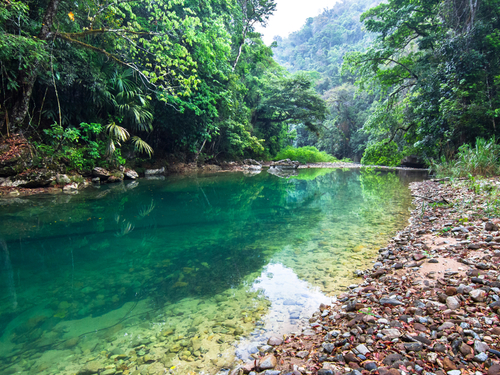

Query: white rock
[
  {"left": 446, "top": 296, "right": 460, "bottom": 310},
  {"left": 469, "top": 289, "right": 486, "bottom": 302}
]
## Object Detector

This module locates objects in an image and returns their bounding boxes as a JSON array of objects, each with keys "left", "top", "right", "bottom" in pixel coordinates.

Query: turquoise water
[{"left": 0, "top": 168, "right": 426, "bottom": 374}]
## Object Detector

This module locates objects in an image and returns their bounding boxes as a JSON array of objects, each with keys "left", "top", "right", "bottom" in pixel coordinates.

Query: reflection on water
[
  {"left": 235, "top": 263, "right": 331, "bottom": 360},
  {"left": 0, "top": 168, "right": 426, "bottom": 374}
]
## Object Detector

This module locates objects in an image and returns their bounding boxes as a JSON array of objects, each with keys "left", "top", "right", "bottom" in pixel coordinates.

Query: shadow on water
[{"left": 0, "top": 168, "right": 427, "bottom": 374}]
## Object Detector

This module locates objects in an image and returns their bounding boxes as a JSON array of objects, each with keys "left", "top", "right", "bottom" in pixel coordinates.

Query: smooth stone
[
  {"left": 474, "top": 352, "right": 488, "bottom": 362},
  {"left": 474, "top": 340, "right": 490, "bottom": 354},
  {"left": 296, "top": 351, "right": 309, "bottom": 359},
  {"left": 259, "top": 354, "right": 277, "bottom": 370},
  {"left": 355, "top": 344, "right": 370, "bottom": 355},
  {"left": 488, "top": 364, "right": 500, "bottom": 375},
  {"left": 382, "top": 353, "right": 403, "bottom": 366},
  {"left": 438, "top": 322, "right": 455, "bottom": 331},
  {"left": 404, "top": 342, "right": 423, "bottom": 351},
  {"left": 258, "top": 345, "right": 273, "bottom": 353},
  {"left": 267, "top": 337, "right": 283, "bottom": 346},
  {"left": 470, "top": 289, "right": 486, "bottom": 302},
  {"left": 380, "top": 297, "right": 404, "bottom": 306},
  {"left": 322, "top": 343, "right": 335, "bottom": 353},
  {"left": 364, "top": 362, "right": 378, "bottom": 371},
  {"left": 381, "top": 329, "right": 401, "bottom": 339},
  {"left": 446, "top": 296, "right": 460, "bottom": 310}
]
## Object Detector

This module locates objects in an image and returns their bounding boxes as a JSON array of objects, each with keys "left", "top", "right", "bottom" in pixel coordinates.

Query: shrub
[
  {"left": 274, "top": 146, "right": 337, "bottom": 164},
  {"left": 361, "top": 140, "right": 406, "bottom": 166},
  {"left": 432, "top": 137, "right": 500, "bottom": 177}
]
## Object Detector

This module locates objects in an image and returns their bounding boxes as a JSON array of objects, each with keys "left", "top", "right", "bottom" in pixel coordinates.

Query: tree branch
[
  {"left": 384, "top": 123, "right": 415, "bottom": 144},
  {"left": 56, "top": 33, "right": 156, "bottom": 89}
]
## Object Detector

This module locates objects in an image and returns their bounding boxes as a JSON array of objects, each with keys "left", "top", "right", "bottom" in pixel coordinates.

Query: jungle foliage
[
  {"left": 273, "top": 0, "right": 500, "bottom": 167},
  {"left": 0, "top": 0, "right": 328, "bottom": 168}
]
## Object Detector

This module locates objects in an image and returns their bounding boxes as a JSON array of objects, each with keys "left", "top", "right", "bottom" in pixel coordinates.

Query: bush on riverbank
[
  {"left": 274, "top": 146, "right": 340, "bottom": 164},
  {"left": 432, "top": 137, "right": 500, "bottom": 177}
]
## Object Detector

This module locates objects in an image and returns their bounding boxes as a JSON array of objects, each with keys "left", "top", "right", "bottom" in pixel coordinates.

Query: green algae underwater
[{"left": 0, "top": 168, "right": 426, "bottom": 374}]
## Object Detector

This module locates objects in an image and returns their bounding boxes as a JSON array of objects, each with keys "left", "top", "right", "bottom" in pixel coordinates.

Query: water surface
[{"left": 0, "top": 168, "right": 425, "bottom": 374}]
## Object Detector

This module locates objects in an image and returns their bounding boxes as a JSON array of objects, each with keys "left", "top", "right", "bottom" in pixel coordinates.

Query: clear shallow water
[{"left": 0, "top": 168, "right": 426, "bottom": 374}]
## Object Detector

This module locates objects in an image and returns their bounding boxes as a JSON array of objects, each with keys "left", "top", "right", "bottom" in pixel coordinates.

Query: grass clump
[
  {"left": 432, "top": 137, "right": 500, "bottom": 177},
  {"left": 274, "top": 146, "right": 337, "bottom": 164}
]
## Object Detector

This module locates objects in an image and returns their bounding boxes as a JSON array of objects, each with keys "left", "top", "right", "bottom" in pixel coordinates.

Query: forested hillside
[
  {"left": 2, "top": 0, "right": 500, "bottom": 170},
  {"left": 0, "top": 0, "right": 326, "bottom": 170},
  {"left": 272, "top": 0, "right": 379, "bottom": 161},
  {"left": 273, "top": 0, "right": 500, "bottom": 166}
]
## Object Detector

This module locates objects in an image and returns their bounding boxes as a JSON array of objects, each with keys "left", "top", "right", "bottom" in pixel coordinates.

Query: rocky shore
[{"left": 230, "top": 178, "right": 500, "bottom": 375}]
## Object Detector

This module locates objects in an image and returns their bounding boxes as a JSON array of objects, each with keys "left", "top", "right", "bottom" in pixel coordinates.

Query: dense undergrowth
[
  {"left": 432, "top": 137, "right": 500, "bottom": 178},
  {"left": 274, "top": 146, "right": 348, "bottom": 164}
]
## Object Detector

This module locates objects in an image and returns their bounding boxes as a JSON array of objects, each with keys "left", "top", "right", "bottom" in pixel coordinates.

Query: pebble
[
  {"left": 438, "top": 322, "right": 455, "bottom": 331},
  {"left": 470, "top": 289, "right": 487, "bottom": 302},
  {"left": 259, "top": 354, "right": 277, "bottom": 370},
  {"left": 446, "top": 296, "right": 460, "bottom": 310},
  {"left": 355, "top": 344, "right": 370, "bottom": 355},
  {"left": 474, "top": 340, "right": 489, "bottom": 353},
  {"left": 474, "top": 352, "right": 488, "bottom": 362},
  {"left": 264, "top": 179, "right": 500, "bottom": 375},
  {"left": 379, "top": 297, "right": 404, "bottom": 306},
  {"left": 267, "top": 337, "right": 283, "bottom": 346}
]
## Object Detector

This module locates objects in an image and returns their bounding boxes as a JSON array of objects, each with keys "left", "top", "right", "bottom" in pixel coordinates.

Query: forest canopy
[
  {"left": 273, "top": 0, "right": 500, "bottom": 166},
  {"left": 0, "top": 0, "right": 326, "bottom": 169},
  {"left": 2, "top": 0, "right": 500, "bottom": 169}
]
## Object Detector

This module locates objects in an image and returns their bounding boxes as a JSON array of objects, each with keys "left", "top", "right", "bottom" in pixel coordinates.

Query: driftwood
[{"left": 412, "top": 194, "right": 450, "bottom": 204}]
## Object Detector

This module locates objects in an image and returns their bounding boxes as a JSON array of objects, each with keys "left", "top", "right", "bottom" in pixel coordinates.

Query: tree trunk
[
  {"left": 232, "top": 27, "right": 248, "bottom": 72},
  {"left": 10, "top": 0, "right": 60, "bottom": 129}
]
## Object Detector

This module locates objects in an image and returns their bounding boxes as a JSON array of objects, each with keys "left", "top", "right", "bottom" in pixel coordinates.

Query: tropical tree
[
  {"left": 344, "top": 0, "right": 500, "bottom": 160},
  {"left": 1, "top": 0, "right": 201, "bottom": 129}
]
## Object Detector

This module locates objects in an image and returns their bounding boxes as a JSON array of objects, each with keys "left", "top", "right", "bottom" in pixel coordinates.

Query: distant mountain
[{"left": 272, "top": 0, "right": 379, "bottom": 91}]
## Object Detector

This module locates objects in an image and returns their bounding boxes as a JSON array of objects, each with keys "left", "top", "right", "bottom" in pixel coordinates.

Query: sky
[{"left": 256, "top": 0, "right": 339, "bottom": 45}]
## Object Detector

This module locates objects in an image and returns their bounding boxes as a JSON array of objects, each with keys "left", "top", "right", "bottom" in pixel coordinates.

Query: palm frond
[
  {"left": 131, "top": 136, "right": 154, "bottom": 157},
  {"left": 106, "top": 122, "right": 130, "bottom": 142},
  {"left": 106, "top": 139, "right": 116, "bottom": 156}
]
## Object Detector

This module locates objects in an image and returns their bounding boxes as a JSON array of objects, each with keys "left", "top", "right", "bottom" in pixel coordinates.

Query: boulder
[
  {"left": 145, "top": 167, "right": 165, "bottom": 175},
  {"left": 243, "top": 158, "right": 261, "bottom": 166},
  {"left": 243, "top": 164, "right": 262, "bottom": 171},
  {"left": 123, "top": 168, "right": 139, "bottom": 180},
  {"left": 399, "top": 154, "right": 425, "bottom": 168},
  {"left": 107, "top": 171, "right": 124, "bottom": 183},
  {"left": 0, "top": 135, "right": 32, "bottom": 177},
  {"left": 63, "top": 183, "right": 78, "bottom": 191},
  {"left": 56, "top": 174, "right": 71, "bottom": 184},
  {"left": 9, "top": 170, "right": 56, "bottom": 188},
  {"left": 92, "top": 167, "right": 110, "bottom": 179},
  {"left": 270, "top": 158, "right": 300, "bottom": 169}
]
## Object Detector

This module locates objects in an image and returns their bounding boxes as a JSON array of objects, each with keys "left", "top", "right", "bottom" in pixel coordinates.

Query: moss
[{"left": 70, "top": 175, "right": 85, "bottom": 184}]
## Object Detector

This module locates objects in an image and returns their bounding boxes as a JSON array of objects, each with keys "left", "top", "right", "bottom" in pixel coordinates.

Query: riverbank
[
  {"left": 233, "top": 177, "right": 500, "bottom": 375},
  {"left": 0, "top": 159, "right": 426, "bottom": 198}
]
